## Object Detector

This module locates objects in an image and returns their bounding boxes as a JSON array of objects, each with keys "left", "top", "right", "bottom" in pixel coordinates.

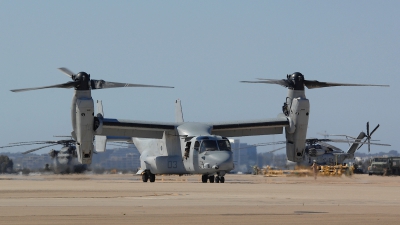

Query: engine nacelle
[
  {"left": 74, "top": 94, "right": 95, "bottom": 164},
  {"left": 285, "top": 97, "right": 310, "bottom": 162}
]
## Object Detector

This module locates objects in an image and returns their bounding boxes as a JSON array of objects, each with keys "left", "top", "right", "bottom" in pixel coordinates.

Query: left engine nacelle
[{"left": 75, "top": 96, "right": 94, "bottom": 164}]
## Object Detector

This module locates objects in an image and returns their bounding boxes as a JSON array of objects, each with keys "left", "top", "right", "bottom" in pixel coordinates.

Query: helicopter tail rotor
[{"left": 357, "top": 122, "right": 380, "bottom": 152}]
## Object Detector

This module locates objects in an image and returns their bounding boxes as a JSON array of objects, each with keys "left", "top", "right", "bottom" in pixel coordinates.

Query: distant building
[
  {"left": 229, "top": 139, "right": 257, "bottom": 173},
  {"left": 91, "top": 146, "right": 140, "bottom": 171}
]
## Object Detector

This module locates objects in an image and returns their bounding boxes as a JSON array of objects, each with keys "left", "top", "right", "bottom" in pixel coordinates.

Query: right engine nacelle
[
  {"left": 285, "top": 97, "right": 310, "bottom": 162},
  {"left": 74, "top": 93, "right": 95, "bottom": 164}
]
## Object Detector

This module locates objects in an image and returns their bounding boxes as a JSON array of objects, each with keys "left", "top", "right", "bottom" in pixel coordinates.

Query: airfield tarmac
[{"left": 0, "top": 174, "right": 399, "bottom": 225}]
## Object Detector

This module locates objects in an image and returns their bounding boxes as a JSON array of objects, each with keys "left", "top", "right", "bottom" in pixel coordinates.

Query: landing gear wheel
[
  {"left": 220, "top": 176, "right": 225, "bottom": 183},
  {"left": 215, "top": 176, "right": 220, "bottom": 183},
  {"left": 142, "top": 173, "right": 149, "bottom": 182},
  {"left": 208, "top": 175, "right": 214, "bottom": 183},
  {"left": 149, "top": 173, "right": 156, "bottom": 182},
  {"left": 201, "top": 175, "right": 208, "bottom": 183}
]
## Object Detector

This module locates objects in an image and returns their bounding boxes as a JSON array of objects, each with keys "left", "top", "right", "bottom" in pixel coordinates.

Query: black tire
[
  {"left": 142, "top": 173, "right": 149, "bottom": 182},
  {"left": 149, "top": 173, "right": 156, "bottom": 182},
  {"left": 215, "top": 176, "right": 220, "bottom": 183},
  {"left": 201, "top": 175, "right": 208, "bottom": 183},
  {"left": 220, "top": 176, "right": 225, "bottom": 183},
  {"left": 209, "top": 175, "right": 214, "bottom": 183}
]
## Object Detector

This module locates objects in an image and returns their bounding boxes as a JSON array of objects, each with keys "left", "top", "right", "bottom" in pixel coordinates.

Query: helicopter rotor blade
[
  {"left": 58, "top": 67, "right": 75, "bottom": 78},
  {"left": 1, "top": 141, "right": 56, "bottom": 148},
  {"left": 22, "top": 143, "right": 60, "bottom": 154},
  {"left": 367, "top": 122, "right": 370, "bottom": 152},
  {"left": 266, "top": 146, "right": 286, "bottom": 153},
  {"left": 11, "top": 81, "right": 79, "bottom": 93},
  {"left": 90, "top": 80, "right": 174, "bottom": 90},
  {"left": 303, "top": 80, "right": 389, "bottom": 89},
  {"left": 369, "top": 124, "right": 380, "bottom": 137},
  {"left": 241, "top": 79, "right": 290, "bottom": 88}
]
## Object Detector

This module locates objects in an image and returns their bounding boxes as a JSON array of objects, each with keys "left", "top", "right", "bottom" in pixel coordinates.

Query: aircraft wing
[
  {"left": 210, "top": 115, "right": 289, "bottom": 137},
  {"left": 98, "top": 118, "right": 177, "bottom": 139}
]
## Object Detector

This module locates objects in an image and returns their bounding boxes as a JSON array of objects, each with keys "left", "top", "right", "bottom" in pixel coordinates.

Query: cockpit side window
[
  {"left": 217, "top": 140, "right": 231, "bottom": 151},
  {"left": 200, "top": 140, "right": 218, "bottom": 152},
  {"left": 194, "top": 141, "right": 200, "bottom": 151},
  {"left": 184, "top": 142, "right": 191, "bottom": 159}
]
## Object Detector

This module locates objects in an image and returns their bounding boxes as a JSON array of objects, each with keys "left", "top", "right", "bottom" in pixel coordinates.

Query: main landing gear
[
  {"left": 142, "top": 171, "right": 156, "bottom": 182},
  {"left": 201, "top": 174, "right": 225, "bottom": 183}
]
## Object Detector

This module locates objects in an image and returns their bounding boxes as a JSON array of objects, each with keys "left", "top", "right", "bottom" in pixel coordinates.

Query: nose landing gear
[
  {"left": 201, "top": 174, "right": 225, "bottom": 183},
  {"left": 215, "top": 175, "right": 224, "bottom": 183},
  {"left": 141, "top": 170, "right": 156, "bottom": 182}
]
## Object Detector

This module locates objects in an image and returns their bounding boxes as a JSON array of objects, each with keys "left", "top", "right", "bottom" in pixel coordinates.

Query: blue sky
[{"left": 0, "top": 1, "right": 398, "bottom": 154}]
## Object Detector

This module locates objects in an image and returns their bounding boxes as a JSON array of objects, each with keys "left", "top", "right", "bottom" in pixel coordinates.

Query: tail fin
[
  {"left": 175, "top": 99, "right": 184, "bottom": 123},
  {"left": 346, "top": 132, "right": 367, "bottom": 155},
  {"left": 97, "top": 100, "right": 104, "bottom": 117},
  {"left": 95, "top": 136, "right": 107, "bottom": 152}
]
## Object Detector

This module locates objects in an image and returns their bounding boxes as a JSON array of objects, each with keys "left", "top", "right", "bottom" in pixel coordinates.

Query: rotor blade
[
  {"left": 304, "top": 80, "right": 389, "bottom": 89},
  {"left": 249, "top": 141, "right": 287, "bottom": 146},
  {"left": 8, "top": 141, "right": 54, "bottom": 145},
  {"left": 357, "top": 140, "right": 391, "bottom": 150},
  {"left": 90, "top": 80, "right": 174, "bottom": 90},
  {"left": 357, "top": 139, "right": 367, "bottom": 150},
  {"left": 319, "top": 142, "right": 342, "bottom": 151},
  {"left": 1, "top": 141, "right": 56, "bottom": 148},
  {"left": 367, "top": 122, "right": 370, "bottom": 152},
  {"left": 241, "top": 79, "right": 290, "bottom": 88},
  {"left": 266, "top": 146, "right": 286, "bottom": 153},
  {"left": 11, "top": 81, "right": 78, "bottom": 92},
  {"left": 58, "top": 67, "right": 75, "bottom": 78},
  {"left": 369, "top": 124, "right": 380, "bottom": 137},
  {"left": 53, "top": 135, "right": 73, "bottom": 138},
  {"left": 22, "top": 143, "right": 59, "bottom": 154},
  {"left": 367, "top": 142, "right": 391, "bottom": 147}
]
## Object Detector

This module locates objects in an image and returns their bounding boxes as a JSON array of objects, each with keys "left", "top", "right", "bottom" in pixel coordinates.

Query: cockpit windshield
[
  {"left": 217, "top": 140, "right": 231, "bottom": 151},
  {"left": 199, "top": 140, "right": 231, "bottom": 152},
  {"left": 200, "top": 140, "right": 218, "bottom": 152}
]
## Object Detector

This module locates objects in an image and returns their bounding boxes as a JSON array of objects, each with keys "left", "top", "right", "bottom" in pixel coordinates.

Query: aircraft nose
[{"left": 207, "top": 151, "right": 234, "bottom": 171}]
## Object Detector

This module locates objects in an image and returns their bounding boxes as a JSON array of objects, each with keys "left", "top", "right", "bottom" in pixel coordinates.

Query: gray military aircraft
[
  {"left": 241, "top": 73, "right": 388, "bottom": 162},
  {"left": 11, "top": 69, "right": 388, "bottom": 183},
  {"left": 0, "top": 138, "right": 87, "bottom": 173}
]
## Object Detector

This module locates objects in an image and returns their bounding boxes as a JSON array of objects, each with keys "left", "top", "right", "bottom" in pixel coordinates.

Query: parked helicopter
[
  {"left": 10, "top": 69, "right": 389, "bottom": 183},
  {"left": 256, "top": 122, "right": 391, "bottom": 167},
  {"left": 0, "top": 138, "right": 87, "bottom": 173}
]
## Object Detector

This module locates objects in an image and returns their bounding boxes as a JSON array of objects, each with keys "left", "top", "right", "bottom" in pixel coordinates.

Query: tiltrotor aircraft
[
  {"left": 0, "top": 138, "right": 87, "bottom": 173},
  {"left": 241, "top": 73, "right": 388, "bottom": 163},
  {"left": 11, "top": 69, "right": 388, "bottom": 183}
]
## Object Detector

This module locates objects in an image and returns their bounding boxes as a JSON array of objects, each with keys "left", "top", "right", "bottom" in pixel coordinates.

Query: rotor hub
[
  {"left": 74, "top": 72, "right": 91, "bottom": 90},
  {"left": 288, "top": 72, "right": 305, "bottom": 90}
]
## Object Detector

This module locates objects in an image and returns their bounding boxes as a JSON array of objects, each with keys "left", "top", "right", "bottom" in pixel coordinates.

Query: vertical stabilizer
[
  {"left": 347, "top": 132, "right": 366, "bottom": 155},
  {"left": 97, "top": 100, "right": 104, "bottom": 117},
  {"left": 175, "top": 99, "right": 184, "bottom": 123},
  {"left": 95, "top": 136, "right": 107, "bottom": 152}
]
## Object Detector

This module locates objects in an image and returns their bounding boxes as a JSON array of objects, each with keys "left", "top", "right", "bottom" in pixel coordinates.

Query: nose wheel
[
  {"left": 201, "top": 174, "right": 225, "bottom": 183},
  {"left": 215, "top": 175, "right": 225, "bottom": 183},
  {"left": 142, "top": 171, "right": 156, "bottom": 182}
]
